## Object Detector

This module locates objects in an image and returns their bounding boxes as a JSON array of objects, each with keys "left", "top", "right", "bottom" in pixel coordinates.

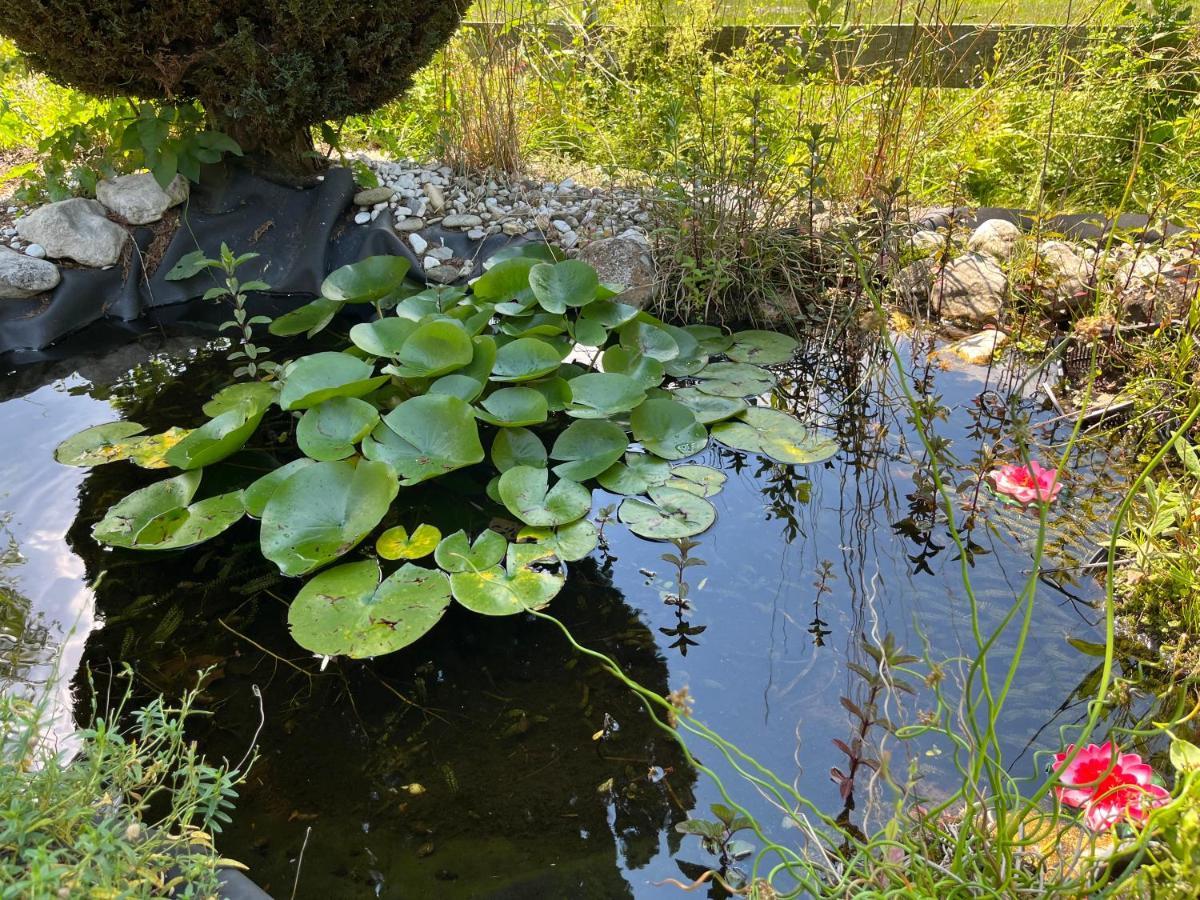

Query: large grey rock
[
  {"left": 0, "top": 245, "right": 61, "bottom": 299},
  {"left": 967, "top": 218, "right": 1021, "bottom": 261},
  {"left": 1037, "top": 240, "right": 1091, "bottom": 310},
  {"left": 16, "top": 198, "right": 129, "bottom": 267},
  {"left": 1117, "top": 250, "right": 1197, "bottom": 323},
  {"left": 96, "top": 173, "right": 188, "bottom": 225},
  {"left": 576, "top": 230, "right": 656, "bottom": 306},
  {"left": 934, "top": 252, "right": 1007, "bottom": 324},
  {"left": 890, "top": 257, "right": 936, "bottom": 305},
  {"left": 353, "top": 186, "right": 395, "bottom": 206}
]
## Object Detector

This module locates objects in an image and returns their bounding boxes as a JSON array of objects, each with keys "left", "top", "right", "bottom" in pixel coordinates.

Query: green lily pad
[
  {"left": 322, "top": 256, "right": 412, "bottom": 304},
  {"left": 619, "top": 319, "right": 679, "bottom": 362},
  {"left": 630, "top": 398, "right": 708, "bottom": 461},
  {"left": 121, "top": 428, "right": 194, "bottom": 469},
  {"left": 471, "top": 257, "right": 539, "bottom": 302},
  {"left": 386, "top": 319, "right": 474, "bottom": 378},
  {"left": 618, "top": 485, "right": 716, "bottom": 540},
  {"left": 529, "top": 259, "right": 600, "bottom": 313},
  {"left": 564, "top": 372, "right": 646, "bottom": 419},
  {"left": 260, "top": 459, "right": 399, "bottom": 576},
  {"left": 243, "top": 458, "right": 317, "bottom": 518},
  {"left": 92, "top": 470, "right": 245, "bottom": 550},
  {"left": 662, "top": 325, "right": 708, "bottom": 377},
  {"left": 279, "top": 352, "right": 387, "bottom": 411},
  {"left": 601, "top": 347, "right": 665, "bottom": 390},
  {"left": 694, "top": 362, "right": 777, "bottom": 398},
  {"left": 483, "top": 243, "right": 560, "bottom": 270},
  {"left": 288, "top": 560, "right": 451, "bottom": 658},
  {"left": 581, "top": 299, "right": 640, "bottom": 329},
  {"left": 498, "top": 465, "right": 592, "bottom": 527},
  {"left": 499, "top": 312, "right": 568, "bottom": 338},
  {"left": 270, "top": 297, "right": 344, "bottom": 337},
  {"left": 491, "top": 337, "right": 564, "bottom": 383},
  {"left": 475, "top": 387, "right": 549, "bottom": 427},
  {"left": 449, "top": 543, "right": 564, "bottom": 615},
  {"left": 525, "top": 375, "right": 572, "bottom": 411},
  {"left": 726, "top": 329, "right": 798, "bottom": 365},
  {"left": 164, "top": 399, "right": 268, "bottom": 470},
  {"left": 202, "top": 382, "right": 277, "bottom": 418},
  {"left": 434, "top": 528, "right": 508, "bottom": 573},
  {"left": 429, "top": 373, "right": 486, "bottom": 402},
  {"left": 572, "top": 318, "right": 608, "bottom": 348},
  {"left": 376, "top": 523, "right": 442, "bottom": 560},
  {"left": 596, "top": 452, "right": 672, "bottom": 495},
  {"left": 671, "top": 388, "right": 747, "bottom": 424},
  {"left": 711, "top": 407, "right": 839, "bottom": 464},
  {"left": 682, "top": 324, "right": 733, "bottom": 356},
  {"left": 364, "top": 394, "right": 485, "bottom": 485},
  {"left": 491, "top": 427, "right": 548, "bottom": 472},
  {"left": 550, "top": 419, "right": 629, "bottom": 481},
  {"left": 349, "top": 317, "right": 419, "bottom": 358},
  {"left": 296, "top": 397, "right": 380, "bottom": 461},
  {"left": 55, "top": 421, "right": 148, "bottom": 466},
  {"left": 666, "top": 464, "right": 727, "bottom": 497},
  {"left": 517, "top": 519, "right": 599, "bottom": 562}
]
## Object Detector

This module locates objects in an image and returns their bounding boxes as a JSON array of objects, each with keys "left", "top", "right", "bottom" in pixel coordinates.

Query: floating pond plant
[{"left": 57, "top": 250, "right": 838, "bottom": 659}]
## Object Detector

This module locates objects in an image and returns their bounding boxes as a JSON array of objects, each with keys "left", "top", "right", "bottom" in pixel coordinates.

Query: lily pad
[
  {"left": 619, "top": 319, "right": 679, "bottom": 362},
  {"left": 202, "top": 382, "right": 277, "bottom": 418},
  {"left": 694, "top": 362, "right": 777, "bottom": 398},
  {"left": 550, "top": 419, "right": 629, "bottom": 482},
  {"left": 491, "top": 337, "right": 564, "bottom": 383},
  {"left": 498, "top": 465, "right": 592, "bottom": 526},
  {"left": 671, "top": 387, "right": 747, "bottom": 424},
  {"left": 726, "top": 329, "right": 798, "bottom": 365},
  {"left": 471, "top": 257, "right": 539, "bottom": 302},
  {"left": 630, "top": 398, "right": 708, "bottom": 461},
  {"left": 601, "top": 347, "right": 665, "bottom": 390},
  {"left": 618, "top": 485, "right": 716, "bottom": 540},
  {"left": 288, "top": 560, "right": 451, "bottom": 658},
  {"left": 429, "top": 373, "right": 486, "bottom": 402},
  {"left": 122, "top": 428, "right": 193, "bottom": 469},
  {"left": 279, "top": 352, "right": 387, "bottom": 411},
  {"left": 164, "top": 399, "right": 268, "bottom": 470},
  {"left": 270, "top": 297, "right": 343, "bottom": 337},
  {"left": 525, "top": 375, "right": 573, "bottom": 411},
  {"left": 296, "top": 397, "right": 380, "bottom": 461},
  {"left": 581, "top": 299, "right": 640, "bottom": 329},
  {"left": 667, "top": 464, "right": 727, "bottom": 497},
  {"left": 364, "top": 394, "right": 485, "bottom": 485},
  {"left": 682, "top": 324, "right": 733, "bottom": 356},
  {"left": 376, "top": 523, "right": 442, "bottom": 560},
  {"left": 434, "top": 529, "right": 508, "bottom": 573},
  {"left": 491, "top": 427, "right": 548, "bottom": 472},
  {"left": 386, "top": 319, "right": 474, "bottom": 378},
  {"left": 349, "top": 318, "right": 419, "bottom": 358},
  {"left": 571, "top": 318, "right": 608, "bottom": 348},
  {"left": 529, "top": 259, "right": 600, "bottom": 313},
  {"left": 243, "top": 458, "right": 317, "bottom": 518},
  {"left": 661, "top": 325, "right": 708, "bottom": 377},
  {"left": 92, "top": 470, "right": 245, "bottom": 550},
  {"left": 711, "top": 407, "right": 839, "bottom": 464},
  {"left": 596, "top": 452, "right": 672, "bottom": 495},
  {"left": 499, "top": 312, "right": 568, "bottom": 338},
  {"left": 322, "top": 256, "right": 412, "bottom": 304},
  {"left": 564, "top": 372, "right": 646, "bottom": 419},
  {"left": 56, "top": 421, "right": 149, "bottom": 467},
  {"left": 517, "top": 519, "right": 599, "bottom": 562},
  {"left": 475, "top": 387, "right": 549, "bottom": 428},
  {"left": 449, "top": 543, "right": 564, "bottom": 615},
  {"left": 260, "top": 459, "right": 399, "bottom": 576}
]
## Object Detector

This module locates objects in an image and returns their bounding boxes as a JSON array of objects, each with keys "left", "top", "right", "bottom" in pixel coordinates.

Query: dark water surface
[{"left": 0, "top": 324, "right": 1119, "bottom": 898}]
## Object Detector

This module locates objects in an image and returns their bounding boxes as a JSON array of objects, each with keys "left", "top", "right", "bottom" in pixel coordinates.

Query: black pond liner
[{"left": 1, "top": 164, "right": 535, "bottom": 361}]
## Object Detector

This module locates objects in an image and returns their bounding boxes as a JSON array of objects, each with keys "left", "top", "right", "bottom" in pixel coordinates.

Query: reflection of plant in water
[
  {"left": 808, "top": 559, "right": 833, "bottom": 646},
  {"left": 658, "top": 537, "right": 707, "bottom": 656},
  {"left": 675, "top": 802, "right": 756, "bottom": 889},
  {"left": 0, "top": 514, "right": 52, "bottom": 693}
]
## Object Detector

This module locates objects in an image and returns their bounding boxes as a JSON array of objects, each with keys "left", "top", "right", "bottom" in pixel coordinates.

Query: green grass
[{"left": 718, "top": 0, "right": 1125, "bottom": 24}]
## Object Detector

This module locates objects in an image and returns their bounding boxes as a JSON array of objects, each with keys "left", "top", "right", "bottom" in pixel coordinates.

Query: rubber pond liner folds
[{"left": 0, "top": 165, "right": 532, "bottom": 358}]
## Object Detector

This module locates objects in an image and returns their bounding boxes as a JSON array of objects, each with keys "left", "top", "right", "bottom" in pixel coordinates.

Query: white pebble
[
  {"left": 409, "top": 233, "right": 428, "bottom": 255},
  {"left": 354, "top": 211, "right": 371, "bottom": 225}
]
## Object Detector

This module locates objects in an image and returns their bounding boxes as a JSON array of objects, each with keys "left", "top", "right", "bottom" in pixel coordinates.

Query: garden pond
[{"left": 0, "top": 316, "right": 1137, "bottom": 898}]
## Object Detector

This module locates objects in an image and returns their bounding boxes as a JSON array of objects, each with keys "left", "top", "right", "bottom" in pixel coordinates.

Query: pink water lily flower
[
  {"left": 987, "top": 460, "right": 1062, "bottom": 505},
  {"left": 1052, "top": 742, "right": 1170, "bottom": 830}
]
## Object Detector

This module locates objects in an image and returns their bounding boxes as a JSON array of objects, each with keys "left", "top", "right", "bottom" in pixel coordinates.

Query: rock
[
  {"left": 502, "top": 221, "right": 526, "bottom": 236},
  {"left": 967, "top": 219, "right": 1021, "bottom": 261},
  {"left": 936, "top": 329, "right": 1009, "bottom": 366},
  {"left": 409, "top": 233, "right": 428, "bottom": 255},
  {"left": 423, "top": 183, "right": 446, "bottom": 213},
  {"left": 24, "top": 244, "right": 46, "bottom": 259},
  {"left": 1036, "top": 240, "right": 1091, "bottom": 310},
  {"left": 16, "top": 198, "right": 128, "bottom": 267},
  {"left": 96, "top": 173, "right": 188, "bottom": 225},
  {"left": 1118, "top": 251, "right": 1197, "bottom": 323},
  {"left": 466, "top": 227, "right": 485, "bottom": 241},
  {"left": 423, "top": 255, "right": 440, "bottom": 270},
  {"left": 551, "top": 219, "right": 571, "bottom": 234},
  {"left": 934, "top": 253, "right": 1007, "bottom": 324},
  {"left": 354, "top": 211, "right": 372, "bottom": 225},
  {"left": 354, "top": 187, "right": 395, "bottom": 206},
  {"left": 426, "top": 263, "right": 463, "bottom": 285},
  {"left": 890, "top": 257, "right": 936, "bottom": 305},
  {"left": 428, "top": 245, "right": 454, "bottom": 262},
  {"left": 442, "top": 213, "right": 483, "bottom": 228},
  {"left": 0, "top": 245, "right": 61, "bottom": 299},
  {"left": 576, "top": 230, "right": 656, "bottom": 306},
  {"left": 394, "top": 216, "right": 425, "bottom": 233},
  {"left": 908, "top": 230, "right": 946, "bottom": 256}
]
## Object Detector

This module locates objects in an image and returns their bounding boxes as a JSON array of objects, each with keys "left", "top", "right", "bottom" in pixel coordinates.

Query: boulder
[
  {"left": 1117, "top": 250, "right": 1197, "bottom": 323},
  {"left": 967, "top": 218, "right": 1021, "bottom": 261},
  {"left": 936, "top": 329, "right": 1009, "bottom": 366},
  {"left": 576, "top": 229, "right": 656, "bottom": 306},
  {"left": 934, "top": 252, "right": 1007, "bottom": 324},
  {"left": 890, "top": 257, "right": 936, "bottom": 305},
  {"left": 96, "top": 173, "right": 188, "bottom": 225},
  {"left": 1036, "top": 240, "right": 1091, "bottom": 311},
  {"left": 907, "top": 229, "right": 946, "bottom": 256},
  {"left": 16, "top": 198, "right": 129, "bottom": 267},
  {"left": 0, "top": 245, "right": 61, "bottom": 299}
]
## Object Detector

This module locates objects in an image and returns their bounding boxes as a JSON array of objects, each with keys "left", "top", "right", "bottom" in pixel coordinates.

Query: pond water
[{"left": 0, "top": 320, "right": 1125, "bottom": 898}]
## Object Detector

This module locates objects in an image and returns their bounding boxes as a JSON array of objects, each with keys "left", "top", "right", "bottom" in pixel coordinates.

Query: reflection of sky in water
[{"left": 0, "top": 331, "right": 1114, "bottom": 896}]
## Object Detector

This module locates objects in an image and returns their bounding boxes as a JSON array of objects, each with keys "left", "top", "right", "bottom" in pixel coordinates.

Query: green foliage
[
  {"left": 57, "top": 250, "right": 834, "bottom": 660},
  {"left": 0, "top": 676, "right": 243, "bottom": 896}
]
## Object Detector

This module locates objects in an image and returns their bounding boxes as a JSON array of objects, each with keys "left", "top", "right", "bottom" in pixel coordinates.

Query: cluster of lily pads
[{"left": 56, "top": 247, "right": 836, "bottom": 660}]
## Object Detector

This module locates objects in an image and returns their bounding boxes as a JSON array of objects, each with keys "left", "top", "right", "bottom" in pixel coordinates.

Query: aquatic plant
[
  {"left": 1052, "top": 742, "right": 1171, "bottom": 831},
  {"left": 987, "top": 459, "right": 1063, "bottom": 506},
  {"left": 57, "top": 250, "right": 837, "bottom": 660}
]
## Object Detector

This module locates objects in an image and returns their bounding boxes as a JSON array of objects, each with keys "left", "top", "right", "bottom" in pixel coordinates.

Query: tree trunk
[{"left": 210, "top": 115, "right": 328, "bottom": 186}]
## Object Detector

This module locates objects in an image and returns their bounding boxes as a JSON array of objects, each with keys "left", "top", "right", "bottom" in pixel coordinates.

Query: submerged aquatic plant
[
  {"left": 987, "top": 459, "right": 1063, "bottom": 506},
  {"left": 1052, "top": 742, "right": 1171, "bottom": 831}
]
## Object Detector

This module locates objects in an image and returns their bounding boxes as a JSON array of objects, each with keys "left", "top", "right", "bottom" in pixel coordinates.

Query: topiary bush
[{"left": 0, "top": 1, "right": 467, "bottom": 177}]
